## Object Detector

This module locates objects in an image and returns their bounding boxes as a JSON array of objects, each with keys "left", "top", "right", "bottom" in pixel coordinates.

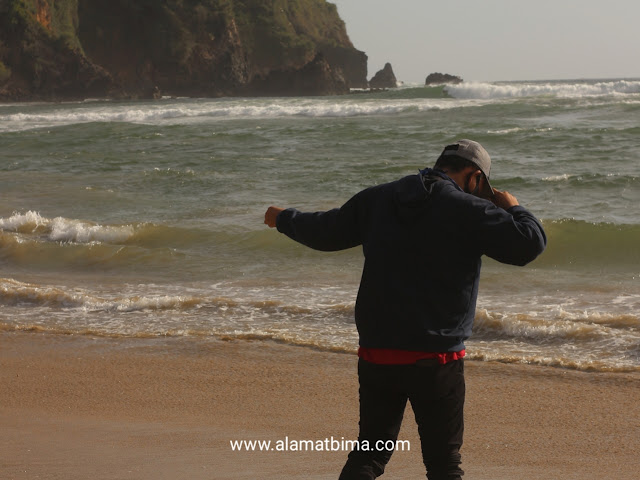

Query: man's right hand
[
  {"left": 264, "top": 206, "right": 284, "bottom": 228},
  {"left": 491, "top": 189, "right": 519, "bottom": 210}
]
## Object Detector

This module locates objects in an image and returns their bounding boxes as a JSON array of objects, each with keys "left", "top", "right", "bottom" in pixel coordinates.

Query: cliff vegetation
[{"left": 0, "top": 0, "right": 368, "bottom": 100}]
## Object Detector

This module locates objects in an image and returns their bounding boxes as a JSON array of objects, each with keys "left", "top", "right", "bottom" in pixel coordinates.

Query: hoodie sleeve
[
  {"left": 275, "top": 194, "right": 363, "bottom": 252},
  {"left": 475, "top": 204, "right": 547, "bottom": 266}
]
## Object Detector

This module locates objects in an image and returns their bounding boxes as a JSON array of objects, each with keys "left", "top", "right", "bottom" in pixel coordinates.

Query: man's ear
[
  {"left": 472, "top": 169, "right": 482, "bottom": 187},
  {"left": 467, "top": 169, "right": 483, "bottom": 196}
]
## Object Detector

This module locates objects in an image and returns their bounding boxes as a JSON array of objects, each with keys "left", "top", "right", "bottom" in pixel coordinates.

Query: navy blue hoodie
[{"left": 276, "top": 170, "right": 547, "bottom": 353}]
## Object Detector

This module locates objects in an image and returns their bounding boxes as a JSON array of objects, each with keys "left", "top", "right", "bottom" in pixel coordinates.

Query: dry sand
[{"left": 1, "top": 331, "right": 638, "bottom": 480}]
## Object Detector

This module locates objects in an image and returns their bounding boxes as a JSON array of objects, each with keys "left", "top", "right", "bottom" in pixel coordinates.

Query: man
[{"left": 264, "top": 139, "right": 546, "bottom": 479}]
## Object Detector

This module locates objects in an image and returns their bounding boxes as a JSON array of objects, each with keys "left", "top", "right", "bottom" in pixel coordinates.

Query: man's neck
[{"left": 436, "top": 169, "right": 467, "bottom": 190}]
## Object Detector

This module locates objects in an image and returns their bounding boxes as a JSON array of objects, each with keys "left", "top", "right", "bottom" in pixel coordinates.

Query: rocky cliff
[{"left": 0, "top": 0, "right": 368, "bottom": 101}]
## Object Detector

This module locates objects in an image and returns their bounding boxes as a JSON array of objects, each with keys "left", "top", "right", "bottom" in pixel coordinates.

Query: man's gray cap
[{"left": 439, "top": 139, "right": 494, "bottom": 198}]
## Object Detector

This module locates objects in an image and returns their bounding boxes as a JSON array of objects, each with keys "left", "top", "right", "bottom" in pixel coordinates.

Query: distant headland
[
  {"left": 0, "top": 1, "right": 462, "bottom": 101},
  {"left": 0, "top": 0, "right": 369, "bottom": 101}
]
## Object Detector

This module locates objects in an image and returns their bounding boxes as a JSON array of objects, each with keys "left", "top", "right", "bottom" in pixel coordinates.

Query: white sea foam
[
  {"left": 542, "top": 173, "right": 572, "bottom": 182},
  {"left": 2, "top": 79, "right": 639, "bottom": 132},
  {"left": 445, "top": 79, "right": 640, "bottom": 99},
  {"left": 474, "top": 309, "right": 616, "bottom": 341},
  {"left": 487, "top": 127, "right": 523, "bottom": 135},
  {"left": 1, "top": 274, "right": 637, "bottom": 372},
  {"left": 0, "top": 211, "right": 134, "bottom": 244},
  {"left": 0, "top": 210, "right": 44, "bottom": 231},
  {"left": 0, "top": 98, "right": 478, "bottom": 132},
  {"left": 48, "top": 217, "right": 134, "bottom": 244},
  {"left": 0, "top": 278, "right": 201, "bottom": 313}
]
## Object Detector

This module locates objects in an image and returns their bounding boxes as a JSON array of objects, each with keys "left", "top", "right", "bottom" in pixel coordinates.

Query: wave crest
[
  {"left": 535, "top": 219, "right": 640, "bottom": 269},
  {"left": 0, "top": 211, "right": 134, "bottom": 244},
  {"left": 445, "top": 79, "right": 640, "bottom": 99},
  {"left": 0, "top": 278, "right": 202, "bottom": 312}
]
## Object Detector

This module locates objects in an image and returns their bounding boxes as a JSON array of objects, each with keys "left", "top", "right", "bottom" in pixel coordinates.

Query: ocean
[{"left": 1, "top": 79, "right": 638, "bottom": 373}]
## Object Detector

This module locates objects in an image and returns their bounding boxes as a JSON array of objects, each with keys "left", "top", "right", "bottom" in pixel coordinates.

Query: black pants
[{"left": 339, "top": 358, "right": 465, "bottom": 480}]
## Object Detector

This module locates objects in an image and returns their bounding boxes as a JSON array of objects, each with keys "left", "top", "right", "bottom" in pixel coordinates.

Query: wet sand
[{"left": 1, "top": 331, "right": 638, "bottom": 479}]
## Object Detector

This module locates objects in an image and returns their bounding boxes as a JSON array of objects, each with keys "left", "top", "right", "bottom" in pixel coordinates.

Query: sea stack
[
  {"left": 425, "top": 72, "right": 463, "bottom": 85},
  {"left": 369, "top": 63, "right": 398, "bottom": 89}
]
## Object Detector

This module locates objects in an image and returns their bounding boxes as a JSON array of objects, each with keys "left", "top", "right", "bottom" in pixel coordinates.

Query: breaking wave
[
  {"left": 3, "top": 79, "right": 638, "bottom": 132},
  {"left": 535, "top": 219, "right": 640, "bottom": 269},
  {"left": 0, "top": 97, "right": 468, "bottom": 132},
  {"left": 0, "top": 211, "right": 135, "bottom": 244},
  {"left": 1, "top": 276, "right": 638, "bottom": 373},
  {"left": 445, "top": 79, "right": 640, "bottom": 99},
  {"left": 0, "top": 277, "right": 202, "bottom": 312},
  {"left": 0, "top": 210, "right": 218, "bottom": 248}
]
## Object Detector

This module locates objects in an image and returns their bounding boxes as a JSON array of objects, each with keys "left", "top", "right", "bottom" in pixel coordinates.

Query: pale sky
[{"left": 331, "top": 0, "right": 640, "bottom": 83}]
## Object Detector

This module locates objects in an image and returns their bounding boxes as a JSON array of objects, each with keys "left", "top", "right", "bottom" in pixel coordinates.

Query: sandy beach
[{"left": 1, "top": 331, "right": 638, "bottom": 480}]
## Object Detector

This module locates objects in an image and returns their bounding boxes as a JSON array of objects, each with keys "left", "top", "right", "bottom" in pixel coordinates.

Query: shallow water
[{"left": 1, "top": 79, "right": 639, "bottom": 372}]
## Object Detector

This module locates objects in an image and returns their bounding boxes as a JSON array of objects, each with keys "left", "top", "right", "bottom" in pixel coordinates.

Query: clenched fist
[{"left": 264, "top": 206, "right": 284, "bottom": 228}]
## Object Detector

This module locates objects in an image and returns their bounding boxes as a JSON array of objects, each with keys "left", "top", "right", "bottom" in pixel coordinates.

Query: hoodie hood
[{"left": 393, "top": 169, "right": 454, "bottom": 221}]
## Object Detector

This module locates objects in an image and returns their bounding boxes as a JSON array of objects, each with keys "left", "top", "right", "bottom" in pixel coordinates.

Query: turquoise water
[{"left": 1, "top": 79, "right": 639, "bottom": 372}]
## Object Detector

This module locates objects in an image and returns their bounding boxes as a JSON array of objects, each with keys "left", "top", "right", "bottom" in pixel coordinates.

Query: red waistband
[{"left": 358, "top": 347, "right": 466, "bottom": 365}]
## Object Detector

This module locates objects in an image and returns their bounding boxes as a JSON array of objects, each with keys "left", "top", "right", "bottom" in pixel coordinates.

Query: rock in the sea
[
  {"left": 425, "top": 72, "right": 463, "bottom": 85},
  {"left": 369, "top": 63, "right": 397, "bottom": 89}
]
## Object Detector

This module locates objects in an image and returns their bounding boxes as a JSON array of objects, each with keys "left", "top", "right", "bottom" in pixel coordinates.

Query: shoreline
[{"left": 1, "top": 331, "right": 639, "bottom": 479}]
